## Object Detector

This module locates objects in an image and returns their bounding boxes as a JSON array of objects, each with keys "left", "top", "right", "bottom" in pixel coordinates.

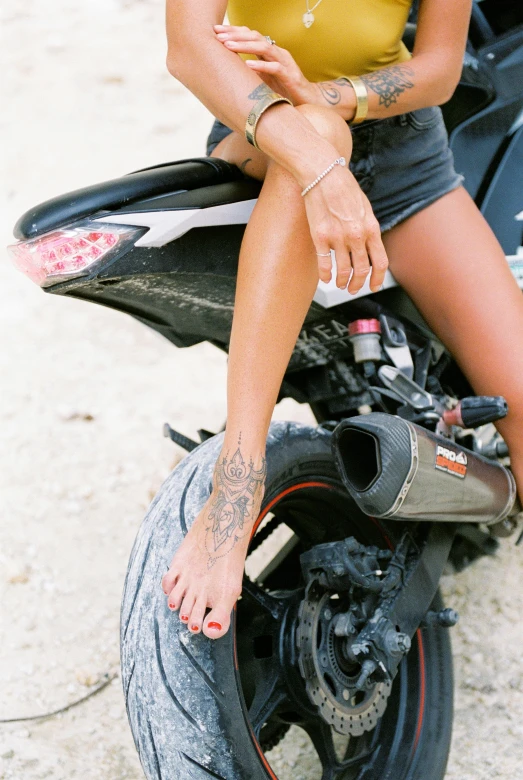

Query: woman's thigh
[
  {"left": 209, "top": 131, "right": 268, "bottom": 181},
  {"left": 382, "top": 185, "right": 523, "bottom": 425}
]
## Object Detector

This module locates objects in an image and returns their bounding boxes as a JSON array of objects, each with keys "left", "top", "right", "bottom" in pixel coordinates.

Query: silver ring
[
  {"left": 265, "top": 35, "right": 276, "bottom": 45},
  {"left": 316, "top": 252, "right": 331, "bottom": 257}
]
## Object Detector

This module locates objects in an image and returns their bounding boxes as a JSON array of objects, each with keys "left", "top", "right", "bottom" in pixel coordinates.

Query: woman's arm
[
  {"left": 167, "top": 0, "right": 389, "bottom": 293},
  {"left": 226, "top": 0, "right": 472, "bottom": 121},
  {"left": 317, "top": 0, "right": 473, "bottom": 119},
  {"left": 166, "top": 0, "right": 341, "bottom": 186}
]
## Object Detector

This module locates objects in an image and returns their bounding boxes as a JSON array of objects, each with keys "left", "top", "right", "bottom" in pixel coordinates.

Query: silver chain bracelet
[{"left": 301, "top": 157, "right": 347, "bottom": 197}]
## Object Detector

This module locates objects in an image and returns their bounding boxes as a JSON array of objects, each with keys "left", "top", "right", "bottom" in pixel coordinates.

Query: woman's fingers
[
  {"left": 331, "top": 240, "right": 352, "bottom": 289},
  {"left": 214, "top": 24, "right": 272, "bottom": 46},
  {"left": 222, "top": 39, "right": 281, "bottom": 58},
  {"left": 214, "top": 24, "right": 258, "bottom": 37},
  {"left": 316, "top": 253, "right": 333, "bottom": 283},
  {"left": 347, "top": 239, "right": 371, "bottom": 294},
  {"left": 366, "top": 228, "right": 389, "bottom": 292},
  {"left": 314, "top": 234, "right": 333, "bottom": 283},
  {"left": 245, "top": 60, "right": 283, "bottom": 75},
  {"left": 214, "top": 26, "right": 291, "bottom": 62},
  {"left": 216, "top": 28, "right": 260, "bottom": 42}
]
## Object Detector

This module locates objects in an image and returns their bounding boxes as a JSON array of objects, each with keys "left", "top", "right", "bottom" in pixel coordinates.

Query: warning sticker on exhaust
[{"left": 435, "top": 444, "right": 467, "bottom": 479}]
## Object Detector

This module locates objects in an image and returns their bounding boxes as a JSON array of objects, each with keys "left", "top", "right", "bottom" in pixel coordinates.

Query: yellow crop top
[{"left": 227, "top": 0, "right": 414, "bottom": 83}]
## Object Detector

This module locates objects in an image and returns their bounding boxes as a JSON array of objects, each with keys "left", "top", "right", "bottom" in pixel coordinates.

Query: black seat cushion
[{"left": 14, "top": 157, "right": 245, "bottom": 240}]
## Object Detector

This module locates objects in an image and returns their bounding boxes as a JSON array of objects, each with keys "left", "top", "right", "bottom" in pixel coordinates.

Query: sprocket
[{"left": 259, "top": 721, "right": 291, "bottom": 752}]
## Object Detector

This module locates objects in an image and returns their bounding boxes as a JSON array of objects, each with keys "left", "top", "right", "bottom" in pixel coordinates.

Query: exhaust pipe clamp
[{"left": 385, "top": 423, "right": 419, "bottom": 517}]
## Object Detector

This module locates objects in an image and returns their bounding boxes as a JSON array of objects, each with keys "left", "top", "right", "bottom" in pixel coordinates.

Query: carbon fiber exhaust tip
[{"left": 332, "top": 413, "right": 517, "bottom": 525}]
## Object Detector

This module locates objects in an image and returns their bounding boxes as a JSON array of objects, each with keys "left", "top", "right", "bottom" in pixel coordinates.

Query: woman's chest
[
  {"left": 226, "top": 0, "right": 414, "bottom": 80},
  {"left": 227, "top": 0, "right": 413, "bottom": 38}
]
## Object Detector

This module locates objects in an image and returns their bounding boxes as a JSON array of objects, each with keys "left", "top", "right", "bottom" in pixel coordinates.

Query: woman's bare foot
[{"left": 161, "top": 442, "right": 266, "bottom": 639}]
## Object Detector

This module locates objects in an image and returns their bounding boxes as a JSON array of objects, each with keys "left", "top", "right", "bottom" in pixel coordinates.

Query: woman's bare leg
[
  {"left": 162, "top": 106, "right": 353, "bottom": 638},
  {"left": 382, "top": 185, "right": 523, "bottom": 495}
]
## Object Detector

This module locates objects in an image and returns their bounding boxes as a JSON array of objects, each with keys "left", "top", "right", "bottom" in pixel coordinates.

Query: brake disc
[{"left": 296, "top": 580, "right": 392, "bottom": 737}]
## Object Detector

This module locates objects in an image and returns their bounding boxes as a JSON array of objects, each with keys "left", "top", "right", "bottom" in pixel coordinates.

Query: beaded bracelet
[{"left": 301, "top": 157, "right": 347, "bottom": 197}]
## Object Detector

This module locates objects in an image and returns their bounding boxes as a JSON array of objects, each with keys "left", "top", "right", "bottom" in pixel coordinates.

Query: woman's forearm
[
  {"left": 166, "top": 7, "right": 344, "bottom": 186},
  {"left": 313, "top": 54, "right": 462, "bottom": 121}
]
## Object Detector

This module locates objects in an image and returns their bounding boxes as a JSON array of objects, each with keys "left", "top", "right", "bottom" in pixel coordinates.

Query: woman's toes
[
  {"left": 179, "top": 592, "right": 196, "bottom": 626},
  {"left": 187, "top": 595, "right": 207, "bottom": 635},
  {"left": 203, "top": 606, "right": 232, "bottom": 639},
  {"left": 167, "top": 579, "right": 187, "bottom": 611},
  {"left": 161, "top": 564, "right": 179, "bottom": 596}
]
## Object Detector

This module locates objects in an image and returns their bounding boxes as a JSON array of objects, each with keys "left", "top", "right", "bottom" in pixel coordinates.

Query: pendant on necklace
[{"left": 302, "top": 11, "right": 315, "bottom": 28}]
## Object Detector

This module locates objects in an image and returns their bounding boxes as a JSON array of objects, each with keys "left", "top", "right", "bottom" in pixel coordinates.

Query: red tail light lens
[{"left": 7, "top": 223, "right": 139, "bottom": 287}]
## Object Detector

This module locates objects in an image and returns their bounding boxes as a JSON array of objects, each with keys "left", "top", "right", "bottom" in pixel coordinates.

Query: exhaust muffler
[{"left": 332, "top": 412, "right": 518, "bottom": 525}]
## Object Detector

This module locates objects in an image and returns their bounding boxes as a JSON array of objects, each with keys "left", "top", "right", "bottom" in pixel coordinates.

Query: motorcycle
[{"left": 7, "top": 1, "right": 523, "bottom": 778}]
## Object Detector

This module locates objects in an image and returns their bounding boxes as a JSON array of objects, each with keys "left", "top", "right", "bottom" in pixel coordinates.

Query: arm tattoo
[
  {"left": 317, "top": 81, "right": 342, "bottom": 106},
  {"left": 316, "top": 78, "right": 353, "bottom": 106},
  {"left": 362, "top": 64, "right": 415, "bottom": 109},
  {"left": 205, "top": 443, "right": 266, "bottom": 568},
  {"left": 248, "top": 83, "right": 275, "bottom": 101}
]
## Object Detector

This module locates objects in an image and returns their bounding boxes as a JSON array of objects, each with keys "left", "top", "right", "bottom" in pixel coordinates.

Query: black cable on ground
[{"left": 0, "top": 672, "right": 117, "bottom": 724}]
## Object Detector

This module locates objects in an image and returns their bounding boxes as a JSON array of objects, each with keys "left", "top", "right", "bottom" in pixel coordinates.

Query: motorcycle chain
[{"left": 248, "top": 513, "right": 284, "bottom": 555}]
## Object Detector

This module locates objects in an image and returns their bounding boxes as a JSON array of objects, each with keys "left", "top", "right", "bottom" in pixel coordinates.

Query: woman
[{"left": 161, "top": 0, "right": 523, "bottom": 639}]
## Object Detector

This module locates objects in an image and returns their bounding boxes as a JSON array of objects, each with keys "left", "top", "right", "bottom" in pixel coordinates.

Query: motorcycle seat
[{"left": 14, "top": 157, "right": 252, "bottom": 240}]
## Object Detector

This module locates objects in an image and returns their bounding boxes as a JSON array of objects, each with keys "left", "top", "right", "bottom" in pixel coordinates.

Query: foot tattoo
[
  {"left": 205, "top": 445, "right": 266, "bottom": 568},
  {"left": 162, "top": 437, "right": 267, "bottom": 638}
]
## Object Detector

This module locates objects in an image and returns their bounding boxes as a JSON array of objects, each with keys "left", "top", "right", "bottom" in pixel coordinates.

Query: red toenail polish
[
  {"left": 191, "top": 625, "right": 199, "bottom": 631},
  {"left": 181, "top": 615, "right": 189, "bottom": 621},
  {"left": 208, "top": 622, "right": 222, "bottom": 631},
  {"left": 168, "top": 603, "right": 175, "bottom": 609}
]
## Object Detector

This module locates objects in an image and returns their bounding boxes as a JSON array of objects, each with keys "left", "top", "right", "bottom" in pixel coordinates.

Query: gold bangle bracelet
[
  {"left": 346, "top": 76, "right": 369, "bottom": 125},
  {"left": 245, "top": 92, "right": 293, "bottom": 150}
]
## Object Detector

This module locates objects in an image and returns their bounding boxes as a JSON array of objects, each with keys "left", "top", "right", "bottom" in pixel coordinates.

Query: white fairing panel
[
  {"left": 98, "top": 199, "right": 258, "bottom": 247},
  {"left": 99, "top": 203, "right": 523, "bottom": 307}
]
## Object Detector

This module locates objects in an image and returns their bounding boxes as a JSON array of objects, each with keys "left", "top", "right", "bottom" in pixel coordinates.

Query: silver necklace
[{"left": 303, "top": 0, "right": 323, "bottom": 28}]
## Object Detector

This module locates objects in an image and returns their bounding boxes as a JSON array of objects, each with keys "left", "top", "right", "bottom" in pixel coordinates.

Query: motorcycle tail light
[{"left": 7, "top": 222, "right": 140, "bottom": 287}]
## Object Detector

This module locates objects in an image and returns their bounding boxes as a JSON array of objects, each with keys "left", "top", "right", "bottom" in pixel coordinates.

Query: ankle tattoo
[{"left": 205, "top": 442, "right": 266, "bottom": 569}]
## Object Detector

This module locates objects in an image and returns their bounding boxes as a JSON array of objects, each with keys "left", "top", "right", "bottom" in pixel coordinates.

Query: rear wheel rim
[{"left": 234, "top": 478, "right": 427, "bottom": 780}]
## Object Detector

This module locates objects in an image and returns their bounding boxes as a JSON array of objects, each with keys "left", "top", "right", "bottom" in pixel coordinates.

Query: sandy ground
[{"left": 1, "top": 1, "right": 523, "bottom": 778}]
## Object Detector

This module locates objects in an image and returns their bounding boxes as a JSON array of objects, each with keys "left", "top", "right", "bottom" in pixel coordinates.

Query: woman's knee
[{"left": 295, "top": 103, "right": 352, "bottom": 154}]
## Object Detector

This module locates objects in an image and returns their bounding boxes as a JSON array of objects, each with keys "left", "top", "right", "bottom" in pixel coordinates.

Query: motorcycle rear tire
[{"left": 121, "top": 421, "right": 454, "bottom": 779}]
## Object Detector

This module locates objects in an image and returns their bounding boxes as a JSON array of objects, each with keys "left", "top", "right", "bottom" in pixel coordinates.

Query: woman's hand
[
  {"left": 214, "top": 24, "right": 317, "bottom": 107},
  {"left": 303, "top": 163, "right": 388, "bottom": 294},
  {"left": 213, "top": 25, "right": 388, "bottom": 293}
]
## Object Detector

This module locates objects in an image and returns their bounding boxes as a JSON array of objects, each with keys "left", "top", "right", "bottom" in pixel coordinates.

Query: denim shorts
[{"left": 205, "top": 106, "right": 464, "bottom": 233}]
